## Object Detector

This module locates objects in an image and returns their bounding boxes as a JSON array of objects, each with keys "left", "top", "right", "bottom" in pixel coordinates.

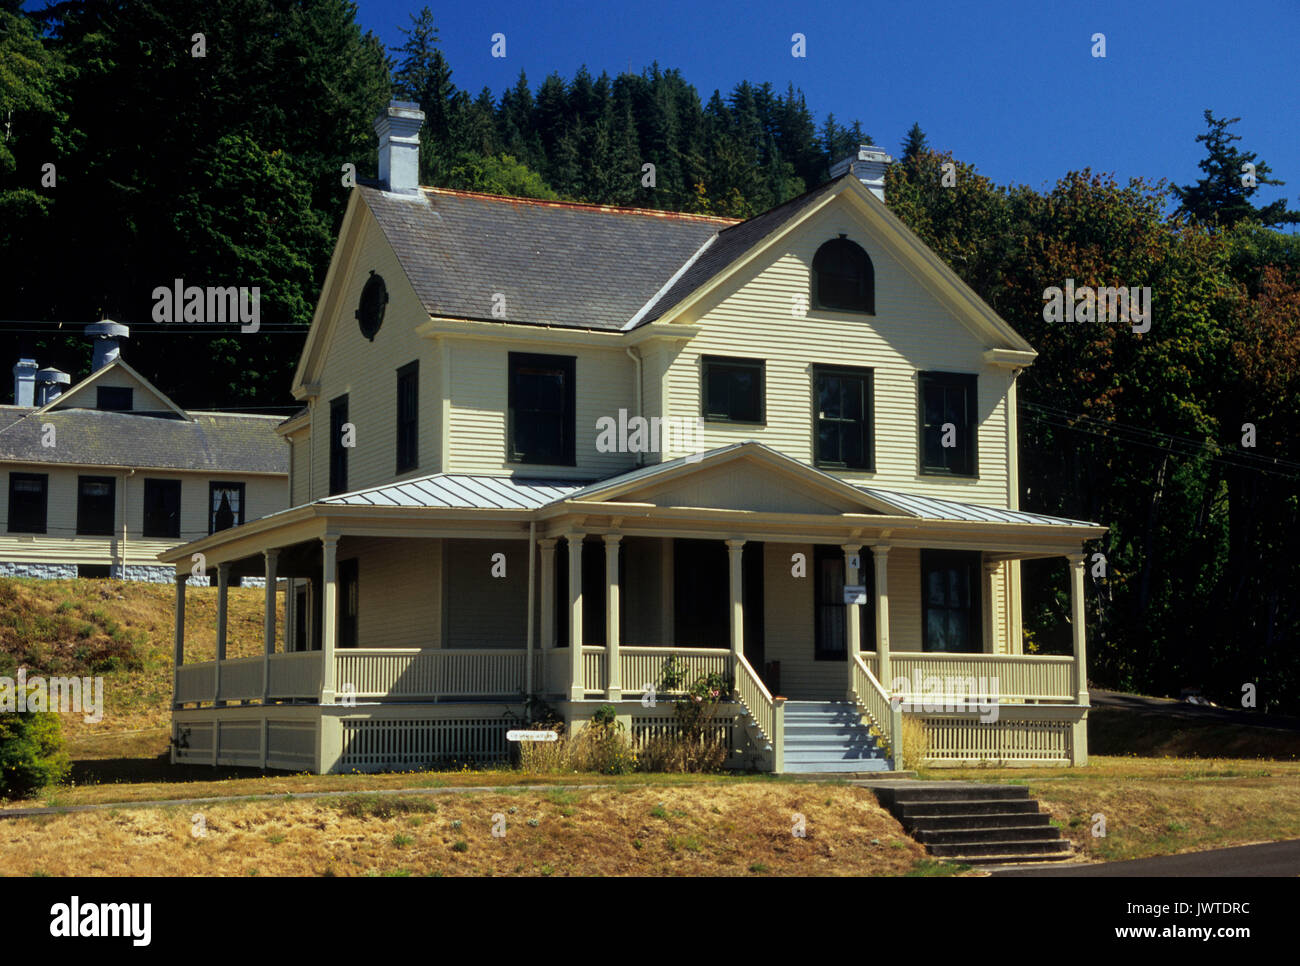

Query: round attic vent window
[{"left": 355, "top": 270, "right": 389, "bottom": 341}]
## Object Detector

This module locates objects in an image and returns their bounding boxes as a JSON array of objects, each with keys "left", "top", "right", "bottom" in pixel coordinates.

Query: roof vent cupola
[{"left": 85, "top": 320, "right": 130, "bottom": 372}]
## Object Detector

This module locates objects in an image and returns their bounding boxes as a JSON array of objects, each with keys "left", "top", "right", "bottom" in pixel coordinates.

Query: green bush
[{"left": 0, "top": 712, "right": 70, "bottom": 799}]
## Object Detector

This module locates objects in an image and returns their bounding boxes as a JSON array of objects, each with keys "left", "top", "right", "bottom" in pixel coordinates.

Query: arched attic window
[{"left": 812, "top": 235, "right": 875, "bottom": 314}]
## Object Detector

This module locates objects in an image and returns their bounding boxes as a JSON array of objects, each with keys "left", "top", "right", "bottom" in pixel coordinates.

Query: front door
[{"left": 814, "top": 546, "right": 873, "bottom": 661}]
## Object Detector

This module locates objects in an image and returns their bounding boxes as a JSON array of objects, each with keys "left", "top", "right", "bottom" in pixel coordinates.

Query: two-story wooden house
[{"left": 164, "top": 101, "right": 1104, "bottom": 774}]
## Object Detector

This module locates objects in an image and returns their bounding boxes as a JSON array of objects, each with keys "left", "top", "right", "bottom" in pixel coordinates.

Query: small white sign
[
  {"left": 843, "top": 585, "right": 867, "bottom": 605},
  {"left": 848, "top": 553, "right": 861, "bottom": 571},
  {"left": 507, "top": 730, "right": 558, "bottom": 742}
]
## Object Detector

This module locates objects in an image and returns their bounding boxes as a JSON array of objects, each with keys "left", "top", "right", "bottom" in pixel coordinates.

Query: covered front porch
[{"left": 163, "top": 444, "right": 1105, "bottom": 773}]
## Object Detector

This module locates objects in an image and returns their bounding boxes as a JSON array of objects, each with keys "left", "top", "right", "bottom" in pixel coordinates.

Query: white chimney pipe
[
  {"left": 12, "top": 358, "right": 37, "bottom": 406},
  {"left": 374, "top": 100, "right": 426, "bottom": 195},
  {"left": 830, "top": 144, "right": 894, "bottom": 201}
]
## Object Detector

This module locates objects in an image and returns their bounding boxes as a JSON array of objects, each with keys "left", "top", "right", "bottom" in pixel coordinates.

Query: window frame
[
  {"left": 96, "top": 386, "right": 133, "bottom": 411},
  {"left": 142, "top": 478, "right": 182, "bottom": 539},
  {"left": 812, "top": 364, "right": 874, "bottom": 472},
  {"left": 76, "top": 475, "right": 116, "bottom": 536},
  {"left": 7, "top": 472, "right": 48, "bottom": 534},
  {"left": 917, "top": 371, "right": 979, "bottom": 478},
  {"left": 811, "top": 236, "right": 875, "bottom": 315},
  {"left": 701, "top": 355, "right": 766, "bottom": 425},
  {"left": 208, "top": 481, "right": 246, "bottom": 534},
  {"left": 395, "top": 360, "right": 419, "bottom": 474},
  {"left": 329, "top": 394, "right": 349, "bottom": 495},
  {"left": 507, "top": 351, "right": 577, "bottom": 467},
  {"left": 920, "top": 549, "right": 983, "bottom": 653}
]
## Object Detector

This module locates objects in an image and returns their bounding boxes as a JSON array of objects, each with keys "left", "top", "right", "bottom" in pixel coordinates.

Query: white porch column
[
  {"left": 982, "top": 557, "right": 998, "bottom": 654},
  {"left": 725, "top": 539, "right": 745, "bottom": 659},
  {"left": 320, "top": 534, "right": 339, "bottom": 705},
  {"left": 214, "top": 563, "right": 229, "bottom": 705},
  {"left": 604, "top": 534, "right": 622, "bottom": 700},
  {"left": 872, "top": 545, "right": 891, "bottom": 688},
  {"left": 842, "top": 544, "right": 863, "bottom": 700},
  {"left": 173, "top": 573, "right": 186, "bottom": 709},
  {"left": 566, "top": 532, "right": 585, "bottom": 701},
  {"left": 262, "top": 549, "right": 279, "bottom": 701},
  {"left": 1068, "top": 553, "right": 1089, "bottom": 704},
  {"left": 539, "top": 539, "right": 557, "bottom": 694}
]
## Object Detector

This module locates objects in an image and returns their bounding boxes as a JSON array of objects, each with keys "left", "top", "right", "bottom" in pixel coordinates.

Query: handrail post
[{"left": 771, "top": 696, "right": 786, "bottom": 774}]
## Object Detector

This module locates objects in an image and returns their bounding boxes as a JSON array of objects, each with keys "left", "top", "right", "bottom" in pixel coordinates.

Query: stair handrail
[
  {"left": 733, "top": 652, "right": 784, "bottom": 773},
  {"left": 852, "top": 653, "right": 903, "bottom": 768}
]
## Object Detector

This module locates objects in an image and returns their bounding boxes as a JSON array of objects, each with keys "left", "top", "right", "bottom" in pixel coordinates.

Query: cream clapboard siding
[
  {"left": 342, "top": 536, "right": 441, "bottom": 648},
  {"left": 0, "top": 464, "right": 283, "bottom": 567},
  {"left": 50, "top": 364, "right": 173, "bottom": 413},
  {"left": 445, "top": 342, "right": 638, "bottom": 479},
  {"left": 659, "top": 195, "right": 1013, "bottom": 508},
  {"left": 622, "top": 536, "right": 668, "bottom": 644},
  {"left": 288, "top": 430, "right": 311, "bottom": 506},
  {"left": 442, "top": 538, "right": 530, "bottom": 647},
  {"left": 311, "top": 205, "right": 439, "bottom": 496},
  {"left": 763, "top": 543, "right": 839, "bottom": 699}
]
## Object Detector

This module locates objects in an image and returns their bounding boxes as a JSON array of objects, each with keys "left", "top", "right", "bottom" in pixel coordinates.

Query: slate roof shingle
[
  {"left": 361, "top": 184, "right": 734, "bottom": 332},
  {"left": 0, "top": 407, "right": 288, "bottom": 474}
]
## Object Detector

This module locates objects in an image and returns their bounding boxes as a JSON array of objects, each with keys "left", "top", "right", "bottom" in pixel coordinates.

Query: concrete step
[
  {"left": 907, "top": 811, "right": 1053, "bottom": 830},
  {"left": 877, "top": 784, "right": 1030, "bottom": 805},
  {"left": 914, "top": 824, "right": 1063, "bottom": 845},
  {"left": 896, "top": 798, "right": 1042, "bottom": 818},
  {"left": 783, "top": 759, "right": 893, "bottom": 774},
  {"left": 944, "top": 851, "right": 1077, "bottom": 866},
  {"left": 927, "top": 838, "right": 1071, "bottom": 858}
]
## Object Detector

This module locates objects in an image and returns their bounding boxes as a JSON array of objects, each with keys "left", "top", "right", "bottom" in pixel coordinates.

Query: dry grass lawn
[
  {"left": 0, "top": 783, "right": 940, "bottom": 877},
  {"left": 921, "top": 758, "right": 1300, "bottom": 863}
]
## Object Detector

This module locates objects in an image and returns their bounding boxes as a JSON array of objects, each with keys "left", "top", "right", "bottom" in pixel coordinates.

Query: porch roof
[{"left": 314, "top": 443, "right": 1100, "bottom": 530}]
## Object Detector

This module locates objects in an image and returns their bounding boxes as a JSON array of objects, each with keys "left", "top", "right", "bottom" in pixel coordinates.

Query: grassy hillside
[{"left": 0, "top": 576, "right": 280, "bottom": 749}]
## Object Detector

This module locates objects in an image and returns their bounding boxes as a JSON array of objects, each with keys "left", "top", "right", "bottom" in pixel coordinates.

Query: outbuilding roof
[{"left": 0, "top": 406, "right": 288, "bottom": 475}]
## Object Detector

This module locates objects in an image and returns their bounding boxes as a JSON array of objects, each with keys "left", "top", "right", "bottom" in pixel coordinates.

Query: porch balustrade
[{"left": 887, "top": 652, "right": 1075, "bottom": 703}]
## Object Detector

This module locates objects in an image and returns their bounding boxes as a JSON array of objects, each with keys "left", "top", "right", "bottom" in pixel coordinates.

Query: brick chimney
[
  {"left": 374, "top": 100, "right": 425, "bottom": 195},
  {"left": 830, "top": 144, "right": 894, "bottom": 201}
]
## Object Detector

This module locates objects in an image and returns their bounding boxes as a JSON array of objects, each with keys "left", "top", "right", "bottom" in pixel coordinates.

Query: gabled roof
[
  {"left": 360, "top": 184, "right": 735, "bottom": 332},
  {"left": 630, "top": 177, "right": 844, "bottom": 326},
  {"left": 37, "top": 359, "right": 188, "bottom": 419},
  {"left": 0, "top": 406, "right": 288, "bottom": 474}
]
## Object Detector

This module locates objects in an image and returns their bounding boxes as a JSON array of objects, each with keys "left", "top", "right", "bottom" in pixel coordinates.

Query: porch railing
[
  {"left": 217, "top": 656, "right": 265, "bottom": 702},
  {"left": 175, "top": 663, "right": 215, "bottom": 705},
  {"left": 851, "top": 654, "right": 901, "bottom": 768},
  {"left": 887, "top": 652, "right": 1076, "bottom": 702},
  {"left": 336, "top": 648, "right": 532, "bottom": 699},
  {"left": 733, "top": 652, "right": 782, "bottom": 772},
  {"left": 619, "top": 646, "right": 733, "bottom": 696},
  {"left": 268, "top": 651, "right": 322, "bottom": 698}
]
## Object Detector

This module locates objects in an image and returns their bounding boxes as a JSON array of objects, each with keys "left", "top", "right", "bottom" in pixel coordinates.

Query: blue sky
[{"left": 355, "top": 0, "right": 1299, "bottom": 217}]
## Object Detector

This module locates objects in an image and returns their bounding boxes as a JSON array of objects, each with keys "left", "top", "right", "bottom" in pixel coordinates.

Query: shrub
[
  {"left": 0, "top": 712, "right": 70, "bottom": 799},
  {"left": 900, "top": 716, "right": 930, "bottom": 770}
]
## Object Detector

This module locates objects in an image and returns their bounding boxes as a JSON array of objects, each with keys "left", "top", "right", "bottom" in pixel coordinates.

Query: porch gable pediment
[{"left": 565, "top": 444, "right": 895, "bottom": 517}]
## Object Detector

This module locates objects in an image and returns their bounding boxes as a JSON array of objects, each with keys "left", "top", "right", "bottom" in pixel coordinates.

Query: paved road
[
  {"left": 1091, "top": 689, "right": 1300, "bottom": 733},
  {"left": 992, "top": 839, "right": 1300, "bottom": 877}
]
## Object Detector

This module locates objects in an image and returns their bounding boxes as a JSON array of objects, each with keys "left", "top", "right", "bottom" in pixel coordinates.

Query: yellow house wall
[
  {"left": 0, "top": 463, "right": 285, "bottom": 568},
  {"left": 659, "top": 194, "right": 1014, "bottom": 508},
  {"left": 310, "top": 205, "right": 440, "bottom": 496}
]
